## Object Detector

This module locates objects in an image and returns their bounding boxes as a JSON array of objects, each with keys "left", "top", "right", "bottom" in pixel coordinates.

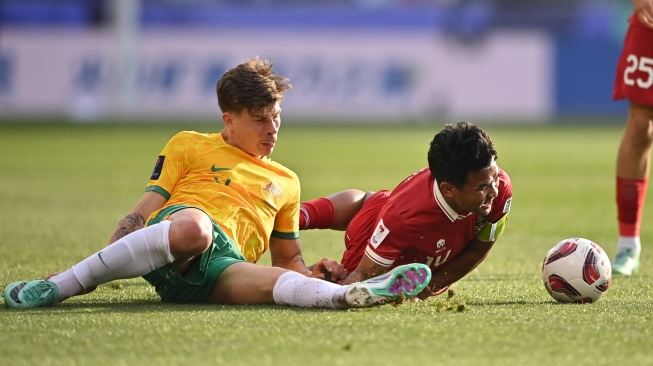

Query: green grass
[{"left": 1, "top": 121, "right": 652, "bottom": 366}]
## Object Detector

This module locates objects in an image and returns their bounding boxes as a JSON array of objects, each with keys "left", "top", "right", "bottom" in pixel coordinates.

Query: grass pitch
[{"left": 0, "top": 121, "right": 652, "bottom": 366}]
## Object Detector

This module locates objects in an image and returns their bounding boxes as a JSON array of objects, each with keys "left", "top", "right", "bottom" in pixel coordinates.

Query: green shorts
[{"left": 142, "top": 204, "right": 247, "bottom": 303}]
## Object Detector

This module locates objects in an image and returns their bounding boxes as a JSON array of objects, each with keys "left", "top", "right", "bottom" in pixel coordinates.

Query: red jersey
[
  {"left": 613, "top": 14, "right": 653, "bottom": 106},
  {"left": 340, "top": 167, "right": 512, "bottom": 272}
]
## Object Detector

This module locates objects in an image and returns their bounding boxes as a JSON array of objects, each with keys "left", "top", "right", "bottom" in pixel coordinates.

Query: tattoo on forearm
[{"left": 114, "top": 213, "right": 145, "bottom": 240}]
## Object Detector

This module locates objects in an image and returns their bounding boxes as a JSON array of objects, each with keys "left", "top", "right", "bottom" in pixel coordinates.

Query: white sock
[
  {"left": 49, "top": 221, "right": 175, "bottom": 300},
  {"left": 272, "top": 271, "right": 349, "bottom": 309},
  {"left": 617, "top": 236, "right": 641, "bottom": 255}
]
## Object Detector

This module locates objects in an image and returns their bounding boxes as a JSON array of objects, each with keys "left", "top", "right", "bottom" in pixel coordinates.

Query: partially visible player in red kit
[
  {"left": 611, "top": 0, "right": 653, "bottom": 275},
  {"left": 300, "top": 121, "right": 513, "bottom": 298}
]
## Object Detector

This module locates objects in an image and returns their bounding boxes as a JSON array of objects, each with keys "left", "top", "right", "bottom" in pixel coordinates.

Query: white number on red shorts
[{"left": 624, "top": 54, "right": 653, "bottom": 89}]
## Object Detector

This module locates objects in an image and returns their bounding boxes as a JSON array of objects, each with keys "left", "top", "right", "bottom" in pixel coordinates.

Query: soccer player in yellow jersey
[{"left": 3, "top": 57, "right": 430, "bottom": 309}]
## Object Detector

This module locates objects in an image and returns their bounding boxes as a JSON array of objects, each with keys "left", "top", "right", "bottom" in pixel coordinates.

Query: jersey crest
[{"left": 263, "top": 181, "right": 281, "bottom": 198}]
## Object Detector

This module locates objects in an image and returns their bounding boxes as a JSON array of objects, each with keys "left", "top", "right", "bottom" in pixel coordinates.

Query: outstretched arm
[
  {"left": 418, "top": 238, "right": 495, "bottom": 299},
  {"left": 108, "top": 191, "right": 167, "bottom": 244},
  {"left": 268, "top": 237, "right": 347, "bottom": 282},
  {"left": 341, "top": 254, "right": 389, "bottom": 285}
]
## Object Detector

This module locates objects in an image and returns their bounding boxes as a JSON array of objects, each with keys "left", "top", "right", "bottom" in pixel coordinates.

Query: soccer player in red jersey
[
  {"left": 611, "top": 0, "right": 653, "bottom": 275},
  {"left": 300, "top": 121, "right": 512, "bottom": 298}
]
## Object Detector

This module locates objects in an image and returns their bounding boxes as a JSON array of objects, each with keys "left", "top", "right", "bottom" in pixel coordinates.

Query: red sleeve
[
  {"left": 489, "top": 168, "right": 513, "bottom": 223},
  {"left": 364, "top": 201, "right": 417, "bottom": 267}
]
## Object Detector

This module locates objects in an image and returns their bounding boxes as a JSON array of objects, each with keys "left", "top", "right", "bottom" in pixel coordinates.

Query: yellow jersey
[{"left": 145, "top": 131, "right": 300, "bottom": 263}]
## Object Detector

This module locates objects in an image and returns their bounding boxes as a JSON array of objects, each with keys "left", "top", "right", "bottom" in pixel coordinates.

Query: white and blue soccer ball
[{"left": 541, "top": 238, "right": 612, "bottom": 303}]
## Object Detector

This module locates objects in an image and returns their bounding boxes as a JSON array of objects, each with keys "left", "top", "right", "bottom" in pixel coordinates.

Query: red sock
[
  {"left": 616, "top": 177, "right": 648, "bottom": 237},
  {"left": 299, "top": 198, "right": 335, "bottom": 230}
]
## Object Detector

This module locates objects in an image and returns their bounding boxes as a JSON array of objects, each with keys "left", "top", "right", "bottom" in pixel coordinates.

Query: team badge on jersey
[
  {"left": 370, "top": 219, "right": 390, "bottom": 248},
  {"left": 436, "top": 239, "right": 446, "bottom": 250},
  {"left": 263, "top": 181, "right": 281, "bottom": 198},
  {"left": 150, "top": 155, "right": 165, "bottom": 180}
]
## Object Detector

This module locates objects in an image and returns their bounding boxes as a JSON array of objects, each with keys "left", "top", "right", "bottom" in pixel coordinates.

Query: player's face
[
  {"left": 449, "top": 161, "right": 499, "bottom": 217},
  {"left": 222, "top": 102, "right": 281, "bottom": 158}
]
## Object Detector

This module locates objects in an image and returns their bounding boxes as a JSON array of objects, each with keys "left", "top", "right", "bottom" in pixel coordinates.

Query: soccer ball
[{"left": 541, "top": 238, "right": 612, "bottom": 303}]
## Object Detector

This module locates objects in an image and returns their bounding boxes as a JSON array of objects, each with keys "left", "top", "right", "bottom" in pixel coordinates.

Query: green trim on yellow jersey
[
  {"left": 146, "top": 185, "right": 171, "bottom": 200},
  {"left": 272, "top": 230, "right": 299, "bottom": 240}
]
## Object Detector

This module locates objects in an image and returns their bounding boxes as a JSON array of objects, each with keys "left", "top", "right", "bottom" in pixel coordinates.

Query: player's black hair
[
  {"left": 216, "top": 56, "right": 292, "bottom": 116},
  {"left": 427, "top": 121, "right": 498, "bottom": 188}
]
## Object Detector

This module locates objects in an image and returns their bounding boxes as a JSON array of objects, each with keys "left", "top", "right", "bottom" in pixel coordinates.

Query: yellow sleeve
[
  {"left": 145, "top": 132, "right": 195, "bottom": 198},
  {"left": 271, "top": 168, "right": 300, "bottom": 240}
]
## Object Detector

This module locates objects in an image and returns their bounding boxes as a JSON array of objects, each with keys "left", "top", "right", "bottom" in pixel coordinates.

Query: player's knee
[
  {"left": 169, "top": 219, "right": 212, "bottom": 258},
  {"left": 362, "top": 191, "right": 376, "bottom": 203}
]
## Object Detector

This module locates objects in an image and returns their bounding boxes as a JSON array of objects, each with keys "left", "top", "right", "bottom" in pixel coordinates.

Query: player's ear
[
  {"left": 222, "top": 112, "right": 234, "bottom": 128},
  {"left": 439, "top": 182, "right": 456, "bottom": 198}
]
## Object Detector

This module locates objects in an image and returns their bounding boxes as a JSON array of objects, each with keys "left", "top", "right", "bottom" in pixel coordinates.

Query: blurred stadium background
[{"left": 0, "top": 0, "right": 631, "bottom": 124}]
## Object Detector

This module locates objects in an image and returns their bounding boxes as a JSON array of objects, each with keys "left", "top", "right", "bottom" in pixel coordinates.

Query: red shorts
[
  {"left": 340, "top": 190, "right": 391, "bottom": 271},
  {"left": 613, "top": 14, "right": 653, "bottom": 106}
]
